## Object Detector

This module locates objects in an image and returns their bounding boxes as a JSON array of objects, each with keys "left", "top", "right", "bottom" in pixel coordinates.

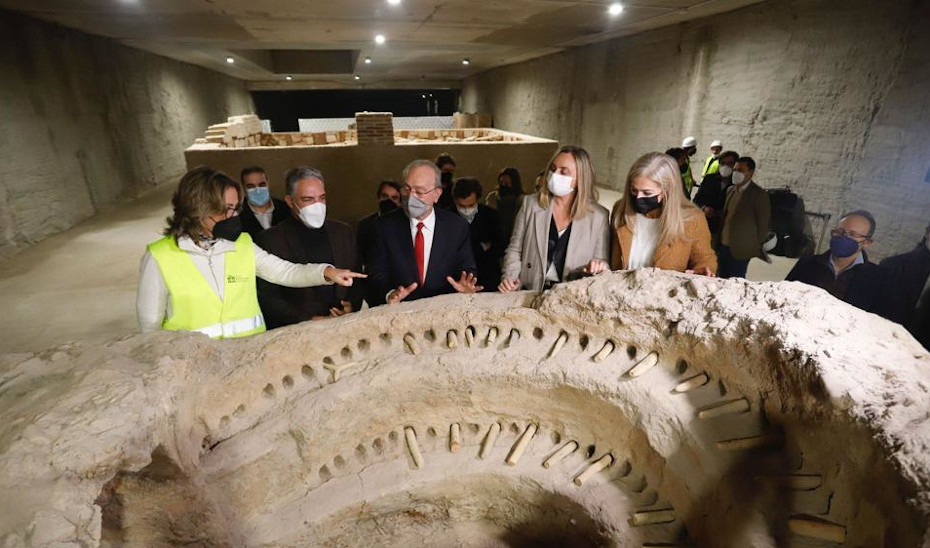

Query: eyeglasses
[
  {"left": 224, "top": 205, "right": 241, "bottom": 219},
  {"left": 831, "top": 228, "right": 869, "bottom": 241},
  {"left": 402, "top": 185, "right": 437, "bottom": 198}
]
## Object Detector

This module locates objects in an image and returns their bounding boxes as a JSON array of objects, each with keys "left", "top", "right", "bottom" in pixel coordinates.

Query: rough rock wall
[
  {"left": 0, "top": 11, "right": 254, "bottom": 259},
  {"left": 0, "top": 271, "right": 927, "bottom": 547},
  {"left": 461, "top": 0, "right": 930, "bottom": 259}
]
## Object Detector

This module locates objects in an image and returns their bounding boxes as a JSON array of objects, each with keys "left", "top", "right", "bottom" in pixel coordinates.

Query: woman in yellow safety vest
[{"left": 136, "top": 166, "right": 364, "bottom": 339}]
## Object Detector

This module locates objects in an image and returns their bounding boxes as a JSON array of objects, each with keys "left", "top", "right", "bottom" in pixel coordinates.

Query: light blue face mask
[{"left": 247, "top": 186, "right": 271, "bottom": 207}]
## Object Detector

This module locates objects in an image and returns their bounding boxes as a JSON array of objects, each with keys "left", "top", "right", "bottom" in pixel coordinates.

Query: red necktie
[{"left": 415, "top": 222, "right": 425, "bottom": 285}]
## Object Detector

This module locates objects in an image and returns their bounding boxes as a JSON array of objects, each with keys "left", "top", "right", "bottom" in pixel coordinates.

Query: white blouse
[{"left": 628, "top": 215, "right": 661, "bottom": 269}]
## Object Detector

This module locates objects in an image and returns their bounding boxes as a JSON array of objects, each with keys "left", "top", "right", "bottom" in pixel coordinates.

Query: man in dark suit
[
  {"left": 255, "top": 166, "right": 361, "bottom": 328},
  {"left": 452, "top": 177, "right": 502, "bottom": 291},
  {"left": 240, "top": 166, "right": 289, "bottom": 237},
  {"left": 876, "top": 221, "right": 930, "bottom": 350},
  {"left": 693, "top": 150, "right": 739, "bottom": 241},
  {"left": 356, "top": 179, "right": 402, "bottom": 273},
  {"left": 370, "top": 159, "right": 480, "bottom": 305}
]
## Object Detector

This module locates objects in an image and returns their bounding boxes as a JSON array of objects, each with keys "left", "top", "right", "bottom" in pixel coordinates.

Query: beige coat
[{"left": 502, "top": 194, "right": 610, "bottom": 290}]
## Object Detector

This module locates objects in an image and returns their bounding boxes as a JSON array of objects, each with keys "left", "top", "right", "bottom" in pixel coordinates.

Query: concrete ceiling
[{"left": 2, "top": 0, "right": 766, "bottom": 89}]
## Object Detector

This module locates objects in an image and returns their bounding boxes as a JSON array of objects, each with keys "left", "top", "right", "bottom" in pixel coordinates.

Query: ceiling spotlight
[
  {"left": 387, "top": 0, "right": 401, "bottom": 5},
  {"left": 354, "top": 74, "right": 361, "bottom": 80},
  {"left": 285, "top": 75, "right": 293, "bottom": 81},
  {"left": 608, "top": 3, "right": 624, "bottom": 15},
  {"left": 422, "top": 94, "right": 426, "bottom": 99},
  {"left": 364, "top": 57, "right": 372, "bottom": 64},
  {"left": 462, "top": 58, "right": 470, "bottom": 66},
  {"left": 375, "top": 34, "right": 386, "bottom": 45},
  {"left": 225, "top": 56, "right": 235, "bottom": 64}
]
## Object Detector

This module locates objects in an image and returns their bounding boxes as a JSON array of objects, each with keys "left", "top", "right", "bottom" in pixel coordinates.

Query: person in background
[
  {"left": 255, "top": 167, "right": 361, "bottom": 328},
  {"left": 716, "top": 156, "right": 771, "bottom": 278},
  {"left": 239, "top": 166, "right": 289, "bottom": 237},
  {"left": 701, "top": 140, "right": 724, "bottom": 177},
  {"left": 484, "top": 167, "right": 525, "bottom": 245},
  {"left": 499, "top": 146, "right": 610, "bottom": 292},
  {"left": 610, "top": 152, "right": 716, "bottom": 275},
  {"left": 876, "top": 221, "right": 930, "bottom": 349},
  {"left": 356, "top": 180, "right": 402, "bottom": 272},
  {"left": 136, "top": 167, "right": 363, "bottom": 338},
  {"left": 453, "top": 177, "right": 502, "bottom": 291},
  {"left": 435, "top": 152, "right": 457, "bottom": 210},
  {"left": 369, "top": 159, "right": 480, "bottom": 304},
  {"left": 665, "top": 148, "right": 692, "bottom": 199},
  {"left": 786, "top": 211, "right": 884, "bottom": 313},
  {"left": 693, "top": 150, "right": 740, "bottom": 240},
  {"left": 680, "top": 136, "right": 698, "bottom": 196}
]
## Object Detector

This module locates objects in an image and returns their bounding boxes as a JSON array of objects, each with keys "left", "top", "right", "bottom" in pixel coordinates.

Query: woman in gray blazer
[{"left": 499, "top": 145, "right": 610, "bottom": 291}]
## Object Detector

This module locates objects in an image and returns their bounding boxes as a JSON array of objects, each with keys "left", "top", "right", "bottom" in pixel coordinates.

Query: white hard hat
[
  {"left": 710, "top": 140, "right": 722, "bottom": 148},
  {"left": 682, "top": 136, "right": 697, "bottom": 148}
]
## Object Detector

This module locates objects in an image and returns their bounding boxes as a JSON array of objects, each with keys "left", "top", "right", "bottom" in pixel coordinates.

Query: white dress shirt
[
  {"left": 409, "top": 209, "right": 436, "bottom": 274},
  {"left": 251, "top": 202, "right": 275, "bottom": 230},
  {"left": 136, "top": 235, "right": 332, "bottom": 333}
]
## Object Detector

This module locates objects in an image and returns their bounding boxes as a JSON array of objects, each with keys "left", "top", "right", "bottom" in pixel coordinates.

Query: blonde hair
[
  {"left": 164, "top": 166, "right": 242, "bottom": 244},
  {"left": 612, "top": 152, "right": 700, "bottom": 244},
  {"left": 537, "top": 145, "right": 600, "bottom": 220}
]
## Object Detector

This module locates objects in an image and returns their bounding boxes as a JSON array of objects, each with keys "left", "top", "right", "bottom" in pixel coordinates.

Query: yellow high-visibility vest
[
  {"left": 702, "top": 155, "right": 720, "bottom": 176},
  {"left": 147, "top": 233, "right": 265, "bottom": 339}
]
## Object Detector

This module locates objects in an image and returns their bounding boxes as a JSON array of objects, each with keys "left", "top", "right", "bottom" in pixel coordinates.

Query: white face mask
[
  {"left": 457, "top": 206, "right": 478, "bottom": 224},
  {"left": 718, "top": 165, "right": 733, "bottom": 178},
  {"left": 731, "top": 171, "right": 746, "bottom": 186},
  {"left": 299, "top": 202, "right": 326, "bottom": 229},
  {"left": 547, "top": 171, "right": 575, "bottom": 197}
]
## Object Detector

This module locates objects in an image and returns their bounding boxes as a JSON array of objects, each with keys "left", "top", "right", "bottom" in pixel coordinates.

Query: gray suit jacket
[{"left": 502, "top": 194, "right": 610, "bottom": 290}]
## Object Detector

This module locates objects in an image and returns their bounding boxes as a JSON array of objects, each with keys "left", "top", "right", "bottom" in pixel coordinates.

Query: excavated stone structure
[{"left": 1, "top": 271, "right": 928, "bottom": 547}]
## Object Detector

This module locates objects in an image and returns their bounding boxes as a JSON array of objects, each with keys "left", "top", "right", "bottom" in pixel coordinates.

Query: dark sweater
[{"left": 785, "top": 251, "right": 885, "bottom": 313}]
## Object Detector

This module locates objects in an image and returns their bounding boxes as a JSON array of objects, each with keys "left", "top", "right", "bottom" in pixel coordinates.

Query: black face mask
[
  {"left": 212, "top": 216, "right": 243, "bottom": 241},
  {"left": 679, "top": 163, "right": 688, "bottom": 174},
  {"left": 441, "top": 172, "right": 453, "bottom": 186},
  {"left": 633, "top": 196, "right": 662, "bottom": 215},
  {"left": 378, "top": 199, "right": 399, "bottom": 214}
]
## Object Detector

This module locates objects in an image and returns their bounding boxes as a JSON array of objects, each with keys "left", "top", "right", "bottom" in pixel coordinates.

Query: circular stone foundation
[{"left": 1, "top": 271, "right": 928, "bottom": 548}]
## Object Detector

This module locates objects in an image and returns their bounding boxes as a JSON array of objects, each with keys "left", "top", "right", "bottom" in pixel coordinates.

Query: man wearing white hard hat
[
  {"left": 680, "top": 136, "right": 698, "bottom": 196},
  {"left": 702, "top": 140, "right": 724, "bottom": 177}
]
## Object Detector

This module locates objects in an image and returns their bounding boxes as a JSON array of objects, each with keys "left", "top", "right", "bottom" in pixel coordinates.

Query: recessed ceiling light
[
  {"left": 225, "top": 56, "right": 235, "bottom": 64},
  {"left": 462, "top": 58, "right": 470, "bottom": 66},
  {"left": 354, "top": 74, "right": 361, "bottom": 80},
  {"left": 285, "top": 75, "right": 293, "bottom": 81},
  {"left": 387, "top": 0, "right": 401, "bottom": 5},
  {"left": 364, "top": 57, "right": 372, "bottom": 64},
  {"left": 375, "top": 34, "right": 386, "bottom": 45},
  {"left": 422, "top": 94, "right": 426, "bottom": 98},
  {"left": 608, "top": 3, "right": 623, "bottom": 16}
]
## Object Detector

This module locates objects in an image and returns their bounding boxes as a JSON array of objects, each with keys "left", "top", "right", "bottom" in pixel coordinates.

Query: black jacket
[
  {"left": 877, "top": 244, "right": 930, "bottom": 349},
  {"left": 466, "top": 204, "right": 503, "bottom": 291},
  {"left": 254, "top": 216, "right": 360, "bottom": 328},
  {"left": 785, "top": 251, "right": 885, "bottom": 313},
  {"left": 693, "top": 173, "right": 730, "bottom": 234},
  {"left": 356, "top": 211, "right": 380, "bottom": 272},
  {"left": 369, "top": 208, "right": 476, "bottom": 305},
  {"left": 240, "top": 198, "right": 289, "bottom": 238}
]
